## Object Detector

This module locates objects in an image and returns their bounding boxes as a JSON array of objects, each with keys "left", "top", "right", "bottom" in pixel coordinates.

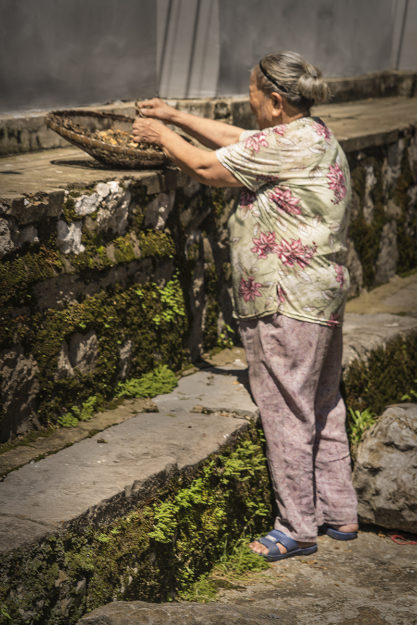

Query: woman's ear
[{"left": 270, "top": 92, "right": 284, "bottom": 117}]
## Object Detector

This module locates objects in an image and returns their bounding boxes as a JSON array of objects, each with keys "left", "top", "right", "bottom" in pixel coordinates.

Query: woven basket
[{"left": 46, "top": 110, "right": 168, "bottom": 169}]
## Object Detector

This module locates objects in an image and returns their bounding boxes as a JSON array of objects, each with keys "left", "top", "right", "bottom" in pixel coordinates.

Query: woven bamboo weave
[{"left": 46, "top": 110, "right": 168, "bottom": 169}]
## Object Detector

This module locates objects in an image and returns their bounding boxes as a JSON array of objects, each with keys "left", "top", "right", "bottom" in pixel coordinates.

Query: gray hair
[{"left": 255, "top": 51, "right": 330, "bottom": 111}]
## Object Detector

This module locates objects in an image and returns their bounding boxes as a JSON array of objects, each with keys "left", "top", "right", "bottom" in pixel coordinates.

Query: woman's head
[{"left": 253, "top": 51, "right": 330, "bottom": 114}]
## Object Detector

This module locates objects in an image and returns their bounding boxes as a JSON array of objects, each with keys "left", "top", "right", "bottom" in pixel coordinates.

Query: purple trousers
[{"left": 239, "top": 313, "right": 358, "bottom": 543}]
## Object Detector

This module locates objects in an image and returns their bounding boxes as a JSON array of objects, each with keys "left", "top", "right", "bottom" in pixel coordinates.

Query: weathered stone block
[
  {"left": 57, "top": 219, "right": 85, "bottom": 254},
  {"left": 353, "top": 403, "right": 417, "bottom": 533},
  {"left": 0, "top": 216, "right": 14, "bottom": 257},
  {"left": 0, "top": 346, "right": 40, "bottom": 440}
]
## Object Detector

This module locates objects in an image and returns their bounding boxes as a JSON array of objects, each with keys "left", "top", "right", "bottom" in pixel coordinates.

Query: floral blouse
[{"left": 216, "top": 116, "right": 351, "bottom": 326}]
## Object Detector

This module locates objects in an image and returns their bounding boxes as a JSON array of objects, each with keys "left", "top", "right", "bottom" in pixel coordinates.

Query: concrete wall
[
  {"left": 0, "top": 0, "right": 157, "bottom": 113},
  {"left": 217, "top": 0, "right": 415, "bottom": 95},
  {"left": 0, "top": 0, "right": 417, "bottom": 112}
]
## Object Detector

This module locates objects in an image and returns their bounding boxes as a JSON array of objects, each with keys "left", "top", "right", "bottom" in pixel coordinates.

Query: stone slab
[
  {"left": 345, "top": 273, "right": 417, "bottom": 316},
  {"left": 0, "top": 365, "right": 254, "bottom": 551},
  {"left": 1, "top": 97, "right": 416, "bottom": 201},
  {"left": 153, "top": 364, "right": 255, "bottom": 416},
  {"left": 314, "top": 96, "right": 417, "bottom": 152},
  {"left": 342, "top": 312, "right": 417, "bottom": 367},
  {"left": 0, "top": 515, "right": 54, "bottom": 554},
  {"left": 0, "top": 148, "right": 169, "bottom": 200},
  {"left": 0, "top": 398, "right": 157, "bottom": 477}
]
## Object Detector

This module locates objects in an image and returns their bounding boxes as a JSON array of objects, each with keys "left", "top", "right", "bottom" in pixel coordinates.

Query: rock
[
  {"left": 0, "top": 217, "right": 15, "bottom": 257},
  {"left": 374, "top": 221, "right": 398, "bottom": 285},
  {"left": 17, "top": 224, "right": 39, "bottom": 246},
  {"left": 363, "top": 164, "right": 377, "bottom": 224},
  {"left": 95, "top": 182, "right": 131, "bottom": 235},
  {"left": 0, "top": 346, "right": 40, "bottom": 442},
  {"left": 118, "top": 339, "right": 133, "bottom": 379},
  {"left": 353, "top": 403, "right": 417, "bottom": 533},
  {"left": 57, "top": 219, "right": 85, "bottom": 254},
  {"left": 75, "top": 181, "right": 132, "bottom": 235},
  {"left": 55, "top": 341, "right": 74, "bottom": 379},
  {"left": 68, "top": 331, "right": 99, "bottom": 374},
  {"left": 144, "top": 191, "right": 175, "bottom": 230},
  {"left": 74, "top": 192, "right": 101, "bottom": 216},
  {"left": 76, "top": 600, "right": 281, "bottom": 625},
  {"left": 346, "top": 237, "right": 363, "bottom": 297}
]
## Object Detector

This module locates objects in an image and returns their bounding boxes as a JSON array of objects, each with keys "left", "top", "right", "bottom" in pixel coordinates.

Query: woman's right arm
[{"left": 138, "top": 98, "right": 244, "bottom": 149}]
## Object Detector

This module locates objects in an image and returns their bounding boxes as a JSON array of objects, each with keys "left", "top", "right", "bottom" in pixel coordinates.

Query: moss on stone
[
  {"left": 202, "top": 264, "right": 221, "bottom": 352},
  {"left": 347, "top": 155, "right": 388, "bottom": 288},
  {"left": 138, "top": 230, "right": 175, "bottom": 259},
  {"left": 0, "top": 245, "right": 64, "bottom": 307},
  {"left": 343, "top": 330, "right": 417, "bottom": 417},
  {"left": 26, "top": 273, "right": 188, "bottom": 427}
]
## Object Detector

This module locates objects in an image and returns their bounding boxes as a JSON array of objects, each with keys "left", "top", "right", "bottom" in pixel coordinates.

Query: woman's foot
[
  {"left": 249, "top": 530, "right": 317, "bottom": 561},
  {"left": 324, "top": 523, "right": 358, "bottom": 541},
  {"left": 333, "top": 523, "right": 359, "bottom": 533},
  {"left": 250, "top": 538, "right": 315, "bottom": 556}
]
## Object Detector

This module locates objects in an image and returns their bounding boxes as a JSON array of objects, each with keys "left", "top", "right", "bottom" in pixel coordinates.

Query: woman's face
[{"left": 249, "top": 70, "right": 276, "bottom": 129}]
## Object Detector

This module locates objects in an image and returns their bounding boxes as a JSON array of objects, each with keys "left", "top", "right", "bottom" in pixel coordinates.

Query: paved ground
[{"left": 78, "top": 532, "right": 417, "bottom": 624}]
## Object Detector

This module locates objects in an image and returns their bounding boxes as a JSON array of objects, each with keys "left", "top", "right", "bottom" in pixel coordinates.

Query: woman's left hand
[{"left": 132, "top": 118, "right": 166, "bottom": 145}]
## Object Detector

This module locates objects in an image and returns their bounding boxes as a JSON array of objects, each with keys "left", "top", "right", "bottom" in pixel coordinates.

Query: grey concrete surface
[{"left": 78, "top": 531, "right": 417, "bottom": 624}]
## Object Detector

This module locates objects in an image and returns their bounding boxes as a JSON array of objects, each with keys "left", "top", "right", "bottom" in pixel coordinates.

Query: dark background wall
[
  {"left": 218, "top": 0, "right": 398, "bottom": 95},
  {"left": 0, "top": 0, "right": 416, "bottom": 112},
  {"left": 0, "top": 0, "right": 157, "bottom": 113}
]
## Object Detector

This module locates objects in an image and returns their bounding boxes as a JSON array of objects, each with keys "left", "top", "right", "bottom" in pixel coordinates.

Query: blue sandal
[
  {"left": 251, "top": 529, "right": 317, "bottom": 562},
  {"left": 319, "top": 525, "right": 357, "bottom": 541}
]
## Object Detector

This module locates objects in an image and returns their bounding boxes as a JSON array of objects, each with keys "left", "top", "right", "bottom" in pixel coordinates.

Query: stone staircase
[{"left": 1, "top": 92, "right": 417, "bottom": 624}]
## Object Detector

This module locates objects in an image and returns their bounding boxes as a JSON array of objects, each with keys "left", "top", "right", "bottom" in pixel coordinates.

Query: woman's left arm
[{"left": 132, "top": 118, "right": 243, "bottom": 188}]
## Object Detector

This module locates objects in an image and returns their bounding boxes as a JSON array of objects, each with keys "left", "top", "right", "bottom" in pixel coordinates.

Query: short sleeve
[{"left": 216, "top": 128, "right": 282, "bottom": 191}]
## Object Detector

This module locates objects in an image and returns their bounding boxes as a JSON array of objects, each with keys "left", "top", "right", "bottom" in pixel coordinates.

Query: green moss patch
[{"left": 344, "top": 330, "right": 417, "bottom": 428}]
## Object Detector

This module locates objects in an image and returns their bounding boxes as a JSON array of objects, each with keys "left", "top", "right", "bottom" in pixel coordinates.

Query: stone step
[
  {"left": 0, "top": 271, "right": 416, "bottom": 624},
  {"left": 0, "top": 365, "right": 256, "bottom": 553}
]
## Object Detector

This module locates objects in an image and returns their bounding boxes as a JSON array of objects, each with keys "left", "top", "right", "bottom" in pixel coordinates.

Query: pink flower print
[
  {"left": 335, "top": 264, "right": 345, "bottom": 287},
  {"left": 270, "top": 187, "right": 302, "bottom": 215},
  {"left": 251, "top": 231, "right": 278, "bottom": 259},
  {"left": 239, "top": 276, "right": 263, "bottom": 302},
  {"left": 313, "top": 120, "right": 331, "bottom": 141},
  {"left": 327, "top": 163, "right": 347, "bottom": 204},
  {"left": 273, "top": 125, "right": 286, "bottom": 137},
  {"left": 276, "top": 238, "right": 317, "bottom": 269},
  {"left": 277, "top": 285, "right": 286, "bottom": 304},
  {"left": 244, "top": 131, "right": 269, "bottom": 153}
]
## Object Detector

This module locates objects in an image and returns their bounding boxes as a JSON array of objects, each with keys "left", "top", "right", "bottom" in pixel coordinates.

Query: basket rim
[{"left": 46, "top": 109, "right": 166, "bottom": 160}]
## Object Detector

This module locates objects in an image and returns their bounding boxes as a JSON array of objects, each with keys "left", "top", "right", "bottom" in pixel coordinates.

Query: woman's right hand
[{"left": 137, "top": 98, "right": 175, "bottom": 123}]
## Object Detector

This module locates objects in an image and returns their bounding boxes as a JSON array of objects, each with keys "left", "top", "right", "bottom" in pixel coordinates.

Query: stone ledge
[
  {"left": 1, "top": 97, "right": 416, "bottom": 202},
  {"left": 1, "top": 70, "right": 416, "bottom": 156},
  {"left": 342, "top": 312, "right": 417, "bottom": 368}
]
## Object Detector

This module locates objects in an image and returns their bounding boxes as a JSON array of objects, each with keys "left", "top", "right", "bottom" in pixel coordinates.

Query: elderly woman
[{"left": 133, "top": 51, "right": 358, "bottom": 562}]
